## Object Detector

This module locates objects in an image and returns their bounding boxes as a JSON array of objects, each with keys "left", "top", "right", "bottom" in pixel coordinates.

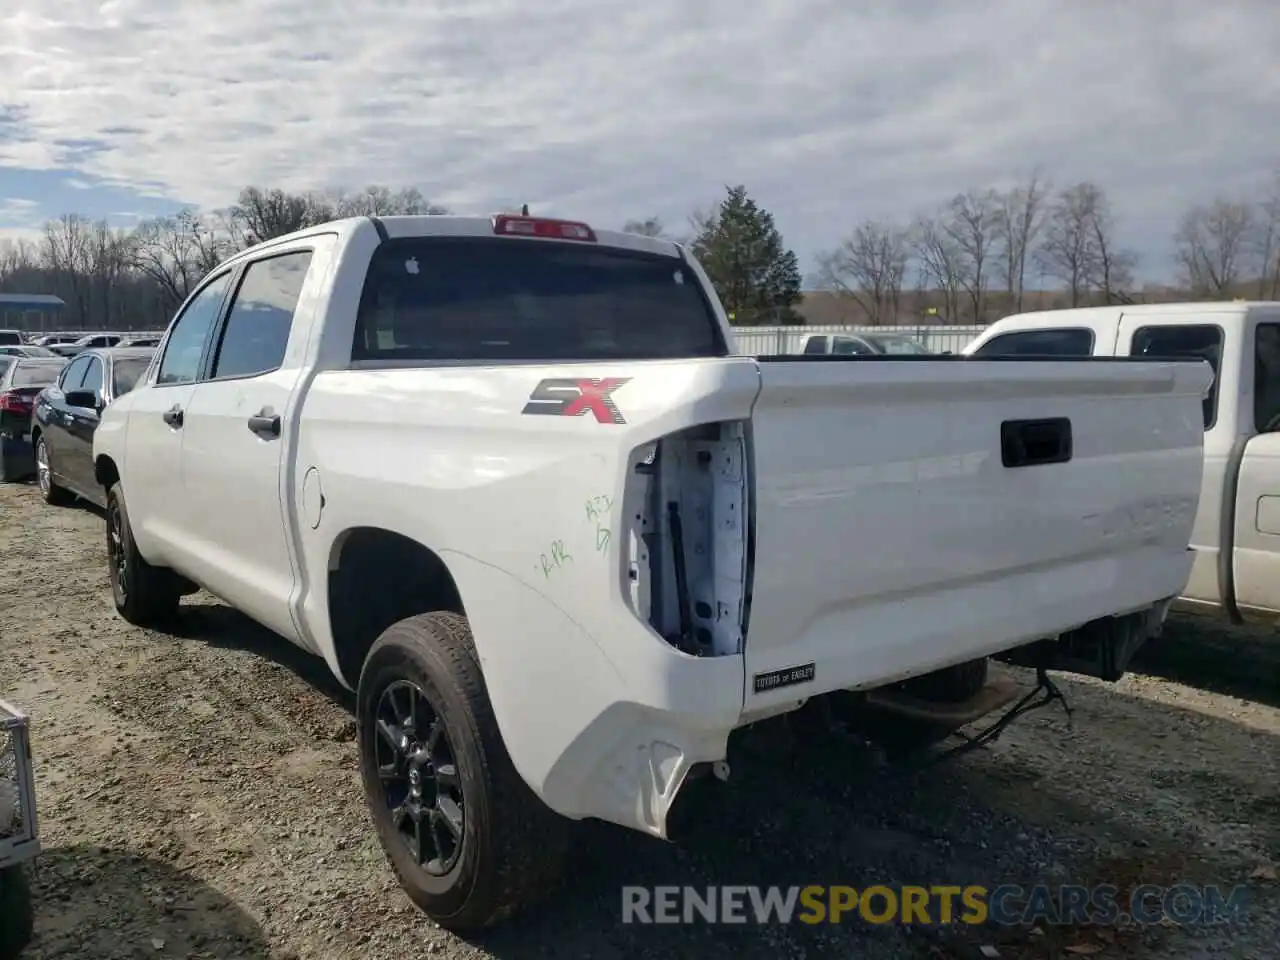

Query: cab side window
[
  {"left": 210, "top": 251, "right": 313, "bottom": 380},
  {"left": 156, "top": 272, "right": 233, "bottom": 386},
  {"left": 1254, "top": 323, "right": 1280, "bottom": 432},
  {"left": 1130, "top": 324, "right": 1223, "bottom": 429},
  {"left": 971, "top": 328, "right": 1095, "bottom": 357}
]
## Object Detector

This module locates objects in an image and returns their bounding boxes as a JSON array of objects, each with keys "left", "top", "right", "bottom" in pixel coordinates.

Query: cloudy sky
[{"left": 1, "top": 0, "right": 1278, "bottom": 281}]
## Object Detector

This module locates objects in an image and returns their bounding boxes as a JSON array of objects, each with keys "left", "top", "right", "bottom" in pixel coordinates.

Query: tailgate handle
[{"left": 1001, "top": 417, "right": 1072, "bottom": 468}]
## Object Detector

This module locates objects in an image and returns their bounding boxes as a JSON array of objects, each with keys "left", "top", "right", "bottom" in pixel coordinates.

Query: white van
[{"left": 965, "top": 302, "right": 1280, "bottom": 624}]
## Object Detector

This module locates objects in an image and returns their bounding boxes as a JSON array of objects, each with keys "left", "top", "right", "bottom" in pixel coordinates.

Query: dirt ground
[{"left": 0, "top": 481, "right": 1278, "bottom": 960}]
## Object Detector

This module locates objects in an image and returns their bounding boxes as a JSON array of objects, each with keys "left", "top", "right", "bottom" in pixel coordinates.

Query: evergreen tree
[{"left": 690, "top": 185, "right": 803, "bottom": 325}]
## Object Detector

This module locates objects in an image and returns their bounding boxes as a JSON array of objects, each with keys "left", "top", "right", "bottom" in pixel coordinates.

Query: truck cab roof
[
  {"left": 218, "top": 214, "right": 685, "bottom": 274},
  {"left": 966, "top": 301, "right": 1280, "bottom": 355}
]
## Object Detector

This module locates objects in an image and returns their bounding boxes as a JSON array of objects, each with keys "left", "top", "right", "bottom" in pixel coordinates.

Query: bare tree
[
  {"left": 943, "top": 189, "right": 1000, "bottom": 322},
  {"left": 1253, "top": 171, "right": 1280, "bottom": 299},
  {"left": 910, "top": 215, "right": 963, "bottom": 323},
  {"left": 85, "top": 220, "right": 133, "bottom": 329},
  {"left": 1174, "top": 198, "right": 1256, "bottom": 297},
  {"left": 622, "top": 216, "right": 666, "bottom": 238},
  {"left": 232, "top": 187, "right": 334, "bottom": 243},
  {"left": 331, "top": 185, "right": 448, "bottom": 217},
  {"left": 0, "top": 181, "right": 455, "bottom": 334},
  {"left": 130, "top": 211, "right": 235, "bottom": 309},
  {"left": 1037, "top": 183, "right": 1105, "bottom": 307},
  {"left": 41, "top": 215, "right": 94, "bottom": 325},
  {"left": 1089, "top": 192, "right": 1137, "bottom": 304},
  {"left": 995, "top": 171, "right": 1051, "bottom": 312},
  {"left": 815, "top": 220, "right": 910, "bottom": 324}
]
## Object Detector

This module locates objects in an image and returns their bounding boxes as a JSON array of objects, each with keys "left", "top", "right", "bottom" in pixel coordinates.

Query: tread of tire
[
  {"left": 109, "top": 484, "right": 180, "bottom": 626},
  {"left": 370, "top": 611, "right": 567, "bottom": 929}
]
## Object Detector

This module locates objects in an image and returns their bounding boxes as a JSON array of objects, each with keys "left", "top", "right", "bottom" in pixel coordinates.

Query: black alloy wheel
[{"left": 373, "top": 680, "right": 465, "bottom": 876}]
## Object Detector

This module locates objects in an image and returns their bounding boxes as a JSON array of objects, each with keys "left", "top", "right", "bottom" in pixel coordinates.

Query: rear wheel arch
[
  {"left": 326, "top": 526, "right": 466, "bottom": 688},
  {"left": 95, "top": 454, "right": 120, "bottom": 490}
]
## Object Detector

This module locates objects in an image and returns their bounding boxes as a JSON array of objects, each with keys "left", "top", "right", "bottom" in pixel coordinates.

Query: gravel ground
[{"left": 0, "top": 480, "right": 1278, "bottom": 960}]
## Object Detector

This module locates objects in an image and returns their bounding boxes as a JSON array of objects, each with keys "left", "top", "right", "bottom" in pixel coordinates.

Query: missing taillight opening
[{"left": 491, "top": 215, "right": 597, "bottom": 243}]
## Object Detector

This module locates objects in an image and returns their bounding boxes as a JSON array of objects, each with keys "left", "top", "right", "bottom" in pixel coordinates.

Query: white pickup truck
[
  {"left": 93, "top": 214, "right": 1209, "bottom": 932},
  {"left": 966, "top": 301, "right": 1280, "bottom": 625}
]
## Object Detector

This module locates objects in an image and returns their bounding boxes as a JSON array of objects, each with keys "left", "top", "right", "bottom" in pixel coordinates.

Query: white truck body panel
[
  {"left": 965, "top": 301, "right": 1280, "bottom": 622},
  {"left": 95, "top": 218, "right": 1210, "bottom": 840}
]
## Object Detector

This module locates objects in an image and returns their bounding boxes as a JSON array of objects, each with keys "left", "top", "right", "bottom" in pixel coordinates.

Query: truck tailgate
[{"left": 742, "top": 356, "right": 1211, "bottom": 711}]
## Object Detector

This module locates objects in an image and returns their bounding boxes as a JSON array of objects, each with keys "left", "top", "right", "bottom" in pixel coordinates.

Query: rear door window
[
  {"left": 1129, "top": 324, "right": 1223, "bottom": 429},
  {"left": 971, "top": 328, "right": 1095, "bottom": 357},
  {"left": 353, "top": 237, "right": 727, "bottom": 362},
  {"left": 211, "top": 251, "right": 313, "bottom": 380}
]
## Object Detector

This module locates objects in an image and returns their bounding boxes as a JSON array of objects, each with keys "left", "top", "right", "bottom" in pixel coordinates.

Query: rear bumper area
[
  {"left": 741, "top": 543, "right": 1194, "bottom": 718},
  {"left": 441, "top": 550, "right": 746, "bottom": 839},
  {"left": 447, "top": 542, "right": 1189, "bottom": 839}
]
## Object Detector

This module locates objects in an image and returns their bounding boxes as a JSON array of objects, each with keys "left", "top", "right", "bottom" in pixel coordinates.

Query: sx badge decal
[{"left": 521, "top": 378, "right": 631, "bottom": 425}]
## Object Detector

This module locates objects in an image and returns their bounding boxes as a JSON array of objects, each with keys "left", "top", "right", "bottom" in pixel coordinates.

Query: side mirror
[{"left": 64, "top": 389, "right": 102, "bottom": 411}]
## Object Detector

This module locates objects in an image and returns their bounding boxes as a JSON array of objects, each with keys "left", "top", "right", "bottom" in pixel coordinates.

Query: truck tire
[
  {"left": 356, "top": 611, "right": 567, "bottom": 933},
  {"left": 0, "top": 864, "right": 34, "bottom": 960},
  {"left": 106, "top": 483, "right": 181, "bottom": 627}
]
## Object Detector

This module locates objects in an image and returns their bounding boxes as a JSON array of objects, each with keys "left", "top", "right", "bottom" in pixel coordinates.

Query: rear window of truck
[{"left": 352, "top": 237, "right": 728, "bottom": 362}]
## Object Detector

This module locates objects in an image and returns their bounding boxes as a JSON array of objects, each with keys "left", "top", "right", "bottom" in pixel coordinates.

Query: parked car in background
[
  {"left": 50, "top": 333, "right": 123, "bottom": 358},
  {"left": 117, "top": 334, "right": 163, "bottom": 348},
  {"left": 0, "top": 345, "right": 60, "bottom": 359},
  {"left": 31, "top": 348, "right": 154, "bottom": 507},
  {"left": 0, "top": 331, "right": 22, "bottom": 347},
  {"left": 801, "top": 332, "right": 932, "bottom": 355},
  {"left": 30, "top": 334, "right": 80, "bottom": 347},
  {"left": 0, "top": 357, "right": 68, "bottom": 482},
  {"left": 964, "top": 301, "right": 1280, "bottom": 625}
]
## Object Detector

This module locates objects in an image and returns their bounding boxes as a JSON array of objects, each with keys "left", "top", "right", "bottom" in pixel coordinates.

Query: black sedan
[
  {"left": 31, "top": 347, "right": 155, "bottom": 508},
  {"left": 0, "top": 356, "right": 69, "bottom": 482}
]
